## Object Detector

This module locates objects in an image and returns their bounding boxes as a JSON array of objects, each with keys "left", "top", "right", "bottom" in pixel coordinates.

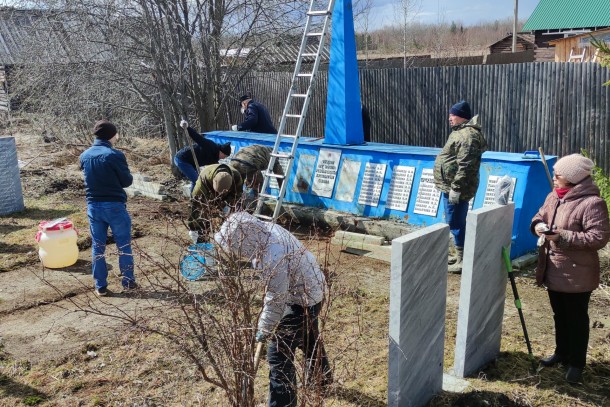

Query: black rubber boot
[
  {"left": 566, "top": 366, "right": 583, "bottom": 384},
  {"left": 539, "top": 353, "right": 565, "bottom": 367}
]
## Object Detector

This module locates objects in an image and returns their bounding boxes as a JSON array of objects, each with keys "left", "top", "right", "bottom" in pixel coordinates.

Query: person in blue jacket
[
  {"left": 232, "top": 94, "right": 278, "bottom": 134},
  {"left": 80, "top": 120, "right": 136, "bottom": 296},
  {"left": 175, "top": 119, "right": 232, "bottom": 192}
]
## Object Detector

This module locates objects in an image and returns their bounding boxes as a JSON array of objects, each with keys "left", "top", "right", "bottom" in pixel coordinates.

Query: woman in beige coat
[{"left": 531, "top": 154, "right": 610, "bottom": 384}]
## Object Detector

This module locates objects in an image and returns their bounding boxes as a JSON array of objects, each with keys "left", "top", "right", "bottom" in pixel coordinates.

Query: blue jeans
[
  {"left": 173, "top": 155, "right": 199, "bottom": 192},
  {"left": 267, "top": 302, "right": 332, "bottom": 407},
  {"left": 442, "top": 192, "right": 469, "bottom": 248},
  {"left": 87, "top": 202, "right": 135, "bottom": 289}
]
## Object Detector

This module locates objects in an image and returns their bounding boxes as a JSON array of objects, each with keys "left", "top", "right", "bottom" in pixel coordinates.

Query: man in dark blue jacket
[
  {"left": 232, "top": 94, "right": 278, "bottom": 134},
  {"left": 80, "top": 120, "right": 136, "bottom": 296},
  {"left": 175, "top": 119, "right": 232, "bottom": 192}
]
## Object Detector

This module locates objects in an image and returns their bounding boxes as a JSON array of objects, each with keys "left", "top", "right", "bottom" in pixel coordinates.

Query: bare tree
[
  {"left": 393, "top": 0, "right": 421, "bottom": 68},
  {"left": 354, "top": 0, "right": 374, "bottom": 65},
  {"left": 8, "top": 1, "right": 308, "bottom": 160}
]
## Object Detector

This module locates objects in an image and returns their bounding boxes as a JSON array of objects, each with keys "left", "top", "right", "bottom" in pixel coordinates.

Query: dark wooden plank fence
[{"left": 237, "top": 62, "right": 610, "bottom": 172}]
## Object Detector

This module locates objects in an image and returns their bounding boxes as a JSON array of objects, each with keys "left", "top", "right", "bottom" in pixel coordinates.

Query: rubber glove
[
  {"left": 180, "top": 119, "right": 188, "bottom": 129},
  {"left": 255, "top": 331, "right": 268, "bottom": 343},
  {"left": 448, "top": 189, "right": 461, "bottom": 204},
  {"left": 188, "top": 230, "right": 199, "bottom": 244},
  {"left": 534, "top": 222, "right": 549, "bottom": 236},
  {"left": 231, "top": 125, "right": 238, "bottom": 131}
]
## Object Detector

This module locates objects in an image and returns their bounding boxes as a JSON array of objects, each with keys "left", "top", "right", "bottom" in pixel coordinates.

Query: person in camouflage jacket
[
  {"left": 433, "top": 100, "right": 487, "bottom": 273},
  {"left": 230, "top": 144, "right": 284, "bottom": 191},
  {"left": 187, "top": 163, "right": 243, "bottom": 242}
]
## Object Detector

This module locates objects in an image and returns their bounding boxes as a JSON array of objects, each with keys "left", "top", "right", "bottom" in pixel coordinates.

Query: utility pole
[{"left": 512, "top": 0, "right": 519, "bottom": 52}]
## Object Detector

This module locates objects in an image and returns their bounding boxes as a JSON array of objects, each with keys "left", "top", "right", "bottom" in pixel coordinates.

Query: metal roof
[{"left": 522, "top": 0, "right": 610, "bottom": 31}]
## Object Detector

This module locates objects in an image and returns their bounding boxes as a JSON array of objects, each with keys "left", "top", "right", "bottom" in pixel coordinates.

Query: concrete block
[
  {"left": 388, "top": 223, "right": 448, "bottom": 407},
  {"left": 131, "top": 179, "right": 166, "bottom": 195},
  {"left": 124, "top": 187, "right": 169, "bottom": 201},
  {"left": 511, "top": 252, "right": 537, "bottom": 270},
  {"left": 182, "top": 183, "right": 191, "bottom": 198},
  {"left": 453, "top": 204, "right": 514, "bottom": 378},
  {"left": 343, "top": 245, "right": 392, "bottom": 263},
  {"left": 442, "top": 373, "right": 470, "bottom": 393},
  {"left": 333, "top": 230, "right": 385, "bottom": 246},
  {"left": 132, "top": 173, "right": 151, "bottom": 182}
]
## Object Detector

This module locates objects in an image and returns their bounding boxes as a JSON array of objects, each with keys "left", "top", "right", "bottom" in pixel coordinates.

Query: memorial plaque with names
[
  {"left": 292, "top": 154, "right": 316, "bottom": 193},
  {"left": 482, "top": 175, "right": 517, "bottom": 207},
  {"left": 336, "top": 159, "right": 362, "bottom": 202},
  {"left": 358, "top": 162, "right": 387, "bottom": 207},
  {"left": 270, "top": 152, "right": 290, "bottom": 190},
  {"left": 386, "top": 165, "right": 416, "bottom": 211},
  {"left": 311, "top": 148, "right": 341, "bottom": 198},
  {"left": 413, "top": 168, "right": 442, "bottom": 216}
]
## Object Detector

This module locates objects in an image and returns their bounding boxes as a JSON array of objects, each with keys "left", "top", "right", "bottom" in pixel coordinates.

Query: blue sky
[{"left": 365, "top": 0, "right": 540, "bottom": 29}]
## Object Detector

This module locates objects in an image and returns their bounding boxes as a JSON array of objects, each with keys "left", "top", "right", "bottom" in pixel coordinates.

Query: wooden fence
[{"left": 237, "top": 62, "right": 610, "bottom": 172}]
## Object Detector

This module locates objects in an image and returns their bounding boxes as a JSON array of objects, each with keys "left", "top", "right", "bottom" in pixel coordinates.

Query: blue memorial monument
[{"left": 206, "top": 0, "right": 554, "bottom": 258}]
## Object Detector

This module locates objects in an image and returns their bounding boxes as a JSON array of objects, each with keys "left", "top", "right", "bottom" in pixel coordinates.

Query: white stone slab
[
  {"left": 357, "top": 162, "right": 387, "bottom": 207},
  {"left": 292, "top": 154, "right": 317, "bottom": 193},
  {"left": 335, "top": 159, "right": 362, "bottom": 202},
  {"left": 386, "top": 165, "right": 416, "bottom": 211},
  {"left": 413, "top": 168, "right": 441, "bottom": 217},
  {"left": 389, "top": 223, "right": 449, "bottom": 407},
  {"left": 453, "top": 203, "right": 515, "bottom": 377},
  {"left": 311, "top": 148, "right": 341, "bottom": 198}
]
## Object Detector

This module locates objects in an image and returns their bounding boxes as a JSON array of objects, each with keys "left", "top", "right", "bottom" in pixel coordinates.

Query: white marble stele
[
  {"left": 388, "top": 223, "right": 449, "bottom": 407},
  {"left": 453, "top": 203, "right": 515, "bottom": 377}
]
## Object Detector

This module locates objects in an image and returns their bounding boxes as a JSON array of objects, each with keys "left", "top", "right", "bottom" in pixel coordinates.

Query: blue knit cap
[{"left": 449, "top": 100, "right": 472, "bottom": 120}]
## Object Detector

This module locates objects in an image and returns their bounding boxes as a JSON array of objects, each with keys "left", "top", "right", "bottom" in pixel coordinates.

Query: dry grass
[{"left": 2, "top": 128, "right": 610, "bottom": 406}]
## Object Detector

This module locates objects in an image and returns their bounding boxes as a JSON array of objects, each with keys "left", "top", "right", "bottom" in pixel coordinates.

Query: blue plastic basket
[{"left": 180, "top": 243, "right": 215, "bottom": 281}]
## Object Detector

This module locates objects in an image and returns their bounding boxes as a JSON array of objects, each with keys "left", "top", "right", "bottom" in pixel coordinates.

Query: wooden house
[
  {"left": 521, "top": 0, "right": 610, "bottom": 61},
  {"left": 548, "top": 27, "right": 610, "bottom": 62},
  {"left": 488, "top": 33, "right": 535, "bottom": 54}
]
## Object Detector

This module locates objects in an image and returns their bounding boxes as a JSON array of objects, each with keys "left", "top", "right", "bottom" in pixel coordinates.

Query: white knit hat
[{"left": 553, "top": 154, "right": 594, "bottom": 184}]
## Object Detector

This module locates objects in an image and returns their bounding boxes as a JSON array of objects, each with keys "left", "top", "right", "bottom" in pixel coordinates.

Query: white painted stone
[
  {"left": 333, "top": 230, "right": 385, "bottom": 246},
  {"left": 453, "top": 203, "right": 515, "bottom": 377},
  {"left": 388, "top": 223, "right": 448, "bottom": 407}
]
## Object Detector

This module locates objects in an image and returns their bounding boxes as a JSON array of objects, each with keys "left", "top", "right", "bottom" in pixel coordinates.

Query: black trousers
[
  {"left": 267, "top": 302, "right": 332, "bottom": 407},
  {"left": 548, "top": 290, "right": 592, "bottom": 368}
]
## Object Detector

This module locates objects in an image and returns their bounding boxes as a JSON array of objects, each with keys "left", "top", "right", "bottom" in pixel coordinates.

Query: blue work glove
[
  {"left": 255, "top": 331, "right": 268, "bottom": 343},
  {"left": 448, "top": 189, "right": 461, "bottom": 204}
]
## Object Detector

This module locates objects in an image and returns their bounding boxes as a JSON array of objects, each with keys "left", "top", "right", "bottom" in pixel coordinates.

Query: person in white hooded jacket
[{"left": 214, "top": 212, "right": 332, "bottom": 406}]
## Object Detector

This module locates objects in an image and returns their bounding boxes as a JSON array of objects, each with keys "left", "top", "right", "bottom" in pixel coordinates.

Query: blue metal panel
[{"left": 208, "top": 131, "right": 556, "bottom": 258}]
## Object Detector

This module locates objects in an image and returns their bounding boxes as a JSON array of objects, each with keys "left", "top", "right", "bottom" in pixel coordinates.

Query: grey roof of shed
[{"left": 0, "top": 7, "right": 105, "bottom": 65}]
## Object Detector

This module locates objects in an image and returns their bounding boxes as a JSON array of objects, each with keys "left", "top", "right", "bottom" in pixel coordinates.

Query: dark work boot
[
  {"left": 565, "top": 366, "right": 583, "bottom": 384},
  {"left": 539, "top": 353, "right": 565, "bottom": 367},
  {"left": 448, "top": 247, "right": 463, "bottom": 274}
]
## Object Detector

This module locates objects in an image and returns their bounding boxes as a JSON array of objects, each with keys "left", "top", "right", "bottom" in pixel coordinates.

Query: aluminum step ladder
[{"left": 254, "top": 0, "right": 336, "bottom": 222}]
